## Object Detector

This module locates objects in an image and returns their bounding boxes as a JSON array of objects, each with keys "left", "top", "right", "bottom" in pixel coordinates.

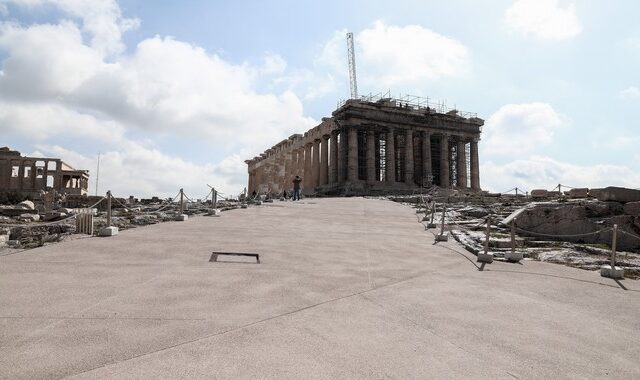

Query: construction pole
[{"left": 95, "top": 153, "right": 100, "bottom": 196}]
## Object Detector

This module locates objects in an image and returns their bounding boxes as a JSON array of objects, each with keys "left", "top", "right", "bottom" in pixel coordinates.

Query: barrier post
[
  {"left": 601, "top": 224, "right": 624, "bottom": 279},
  {"left": 106, "top": 190, "right": 112, "bottom": 227},
  {"left": 505, "top": 218, "right": 523, "bottom": 262},
  {"left": 99, "top": 190, "right": 119, "bottom": 236},
  {"left": 209, "top": 187, "right": 221, "bottom": 216},
  {"left": 240, "top": 186, "right": 249, "bottom": 208},
  {"left": 179, "top": 188, "right": 184, "bottom": 214},
  {"left": 426, "top": 202, "right": 437, "bottom": 228},
  {"left": 176, "top": 188, "right": 188, "bottom": 221},
  {"left": 477, "top": 216, "right": 494, "bottom": 263},
  {"left": 435, "top": 205, "right": 448, "bottom": 242}
]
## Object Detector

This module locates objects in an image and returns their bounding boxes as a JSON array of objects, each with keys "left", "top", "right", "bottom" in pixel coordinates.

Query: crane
[{"left": 346, "top": 32, "right": 358, "bottom": 99}]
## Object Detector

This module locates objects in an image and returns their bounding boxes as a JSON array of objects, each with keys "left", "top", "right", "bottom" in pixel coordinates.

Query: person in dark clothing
[{"left": 292, "top": 175, "right": 302, "bottom": 201}]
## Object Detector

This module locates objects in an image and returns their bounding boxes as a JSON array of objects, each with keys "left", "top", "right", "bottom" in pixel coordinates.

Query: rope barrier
[
  {"left": 136, "top": 192, "right": 181, "bottom": 213},
  {"left": 514, "top": 226, "right": 611, "bottom": 238},
  {"left": 110, "top": 191, "right": 181, "bottom": 214},
  {"left": 618, "top": 230, "right": 640, "bottom": 242}
]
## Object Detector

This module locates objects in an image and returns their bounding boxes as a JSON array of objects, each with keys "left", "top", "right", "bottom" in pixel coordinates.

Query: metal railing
[{"left": 337, "top": 91, "right": 478, "bottom": 119}]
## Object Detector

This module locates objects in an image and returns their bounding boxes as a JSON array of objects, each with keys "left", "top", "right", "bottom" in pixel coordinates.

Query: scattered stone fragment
[{"left": 596, "top": 186, "right": 640, "bottom": 203}]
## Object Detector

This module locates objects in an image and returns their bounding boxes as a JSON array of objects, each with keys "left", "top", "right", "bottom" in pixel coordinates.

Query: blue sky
[{"left": 1, "top": 0, "right": 639, "bottom": 197}]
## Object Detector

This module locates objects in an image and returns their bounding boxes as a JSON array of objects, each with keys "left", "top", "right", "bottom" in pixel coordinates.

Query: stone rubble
[
  {"left": 0, "top": 197, "right": 241, "bottom": 252},
  {"left": 398, "top": 189, "right": 640, "bottom": 279}
]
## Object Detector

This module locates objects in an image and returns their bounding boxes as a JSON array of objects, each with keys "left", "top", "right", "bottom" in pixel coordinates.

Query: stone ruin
[
  {"left": 0, "top": 146, "right": 90, "bottom": 199},
  {"left": 246, "top": 94, "right": 483, "bottom": 197}
]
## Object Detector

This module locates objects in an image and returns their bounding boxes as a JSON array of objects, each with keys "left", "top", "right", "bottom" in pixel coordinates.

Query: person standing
[{"left": 292, "top": 175, "right": 302, "bottom": 201}]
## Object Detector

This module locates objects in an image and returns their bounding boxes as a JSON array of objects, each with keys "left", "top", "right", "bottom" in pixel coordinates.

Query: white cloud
[
  {"left": 620, "top": 86, "right": 640, "bottom": 100},
  {"left": 505, "top": 0, "right": 582, "bottom": 40},
  {"left": 0, "top": 27, "right": 315, "bottom": 154},
  {"left": 0, "top": 0, "right": 318, "bottom": 197},
  {"left": 317, "top": 21, "right": 470, "bottom": 90},
  {"left": 482, "top": 156, "right": 640, "bottom": 193},
  {"left": 259, "top": 52, "right": 287, "bottom": 75},
  {"left": 0, "top": 21, "right": 106, "bottom": 98},
  {"left": 2, "top": 0, "right": 139, "bottom": 55},
  {"left": 273, "top": 69, "right": 338, "bottom": 101},
  {"left": 482, "top": 102, "right": 569, "bottom": 156},
  {"left": 0, "top": 102, "right": 126, "bottom": 142},
  {"left": 33, "top": 144, "right": 247, "bottom": 198}
]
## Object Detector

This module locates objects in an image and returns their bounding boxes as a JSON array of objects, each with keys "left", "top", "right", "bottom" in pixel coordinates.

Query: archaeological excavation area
[
  {"left": 1, "top": 197, "right": 639, "bottom": 379},
  {"left": 246, "top": 95, "right": 483, "bottom": 196}
]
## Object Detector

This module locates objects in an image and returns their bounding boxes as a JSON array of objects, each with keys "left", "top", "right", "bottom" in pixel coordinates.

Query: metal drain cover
[{"left": 209, "top": 252, "right": 260, "bottom": 264}]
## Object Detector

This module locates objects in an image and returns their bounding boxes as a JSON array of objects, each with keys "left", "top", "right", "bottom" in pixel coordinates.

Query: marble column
[
  {"left": 385, "top": 128, "right": 395, "bottom": 182},
  {"left": 297, "top": 148, "right": 304, "bottom": 177},
  {"left": 347, "top": 127, "right": 358, "bottom": 182},
  {"left": 320, "top": 135, "right": 329, "bottom": 185},
  {"left": 313, "top": 139, "right": 321, "bottom": 189},
  {"left": 330, "top": 131, "right": 338, "bottom": 184},
  {"left": 43, "top": 160, "right": 49, "bottom": 189},
  {"left": 283, "top": 151, "right": 291, "bottom": 191},
  {"left": 456, "top": 139, "right": 467, "bottom": 188},
  {"left": 470, "top": 139, "right": 480, "bottom": 191},
  {"left": 31, "top": 162, "right": 36, "bottom": 189},
  {"left": 422, "top": 131, "right": 432, "bottom": 186},
  {"left": 405, "top": 129, "right": 414, "bottom": 185},
  {"left": 304, "top": 143, "right": 312, "bottom": 192},
  {"left": 248, "top": 168, "right": 254, "bottom": 194},
  {"left": 338, "top": 130, "right": 347, "bottom": 183},
  {"left": 289, "top": 150, "right": 297, "bottom": 179},
  {"left": 18, "top": 163, "right": 24, "bottom": 189},
  {"left": 366, "top": 130, "right": 376, "bottom": 182},
  {"left": 255, "top": 165, "right": 263, "bottom": 194},
  {"left": 440, "top": 134, "right": 450, "bottom": 188}
]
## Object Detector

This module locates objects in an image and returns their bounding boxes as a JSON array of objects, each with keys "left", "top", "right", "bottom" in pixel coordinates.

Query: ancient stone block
[
  {"left": 596, "top": 186, "right": 640, "bottom": 203},
  {"left": 99, "top": 226, "right": 119, "bottom": 237},
  {"left": 588, "top": 188, "right": 603, "bottom": 198},
  {"left": 19, "top": 213, "right": 40, "bottom": 222},
  {"left": 585, "top": 201, "right": 624, "bottom": 218},
  {"left": 600, "top": 265, "right": 624, "bottom": 279},
  {"left": 567, "top": 188, "right": 589, "bottom": 198},
  {"left": 18, "top": 200, "right": 35, "bottom": 210},
  {"left": 530, "top": 189, "right": 548, "bottom": 198},
  {"left": 623, "top": 201, "right": 640, "bottom": 216},
  {"left": 505, "top": 250, "right": 523, "bottom": 262}
]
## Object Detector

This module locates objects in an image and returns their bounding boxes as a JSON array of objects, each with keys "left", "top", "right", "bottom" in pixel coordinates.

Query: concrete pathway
[{"left": 1, "top": 197, "right": 639, "bottom": 379}]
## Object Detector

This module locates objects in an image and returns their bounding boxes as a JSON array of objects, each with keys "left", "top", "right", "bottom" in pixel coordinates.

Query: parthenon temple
[{"left": 245, "top": 95, "right": 484, "bottom": 196}]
